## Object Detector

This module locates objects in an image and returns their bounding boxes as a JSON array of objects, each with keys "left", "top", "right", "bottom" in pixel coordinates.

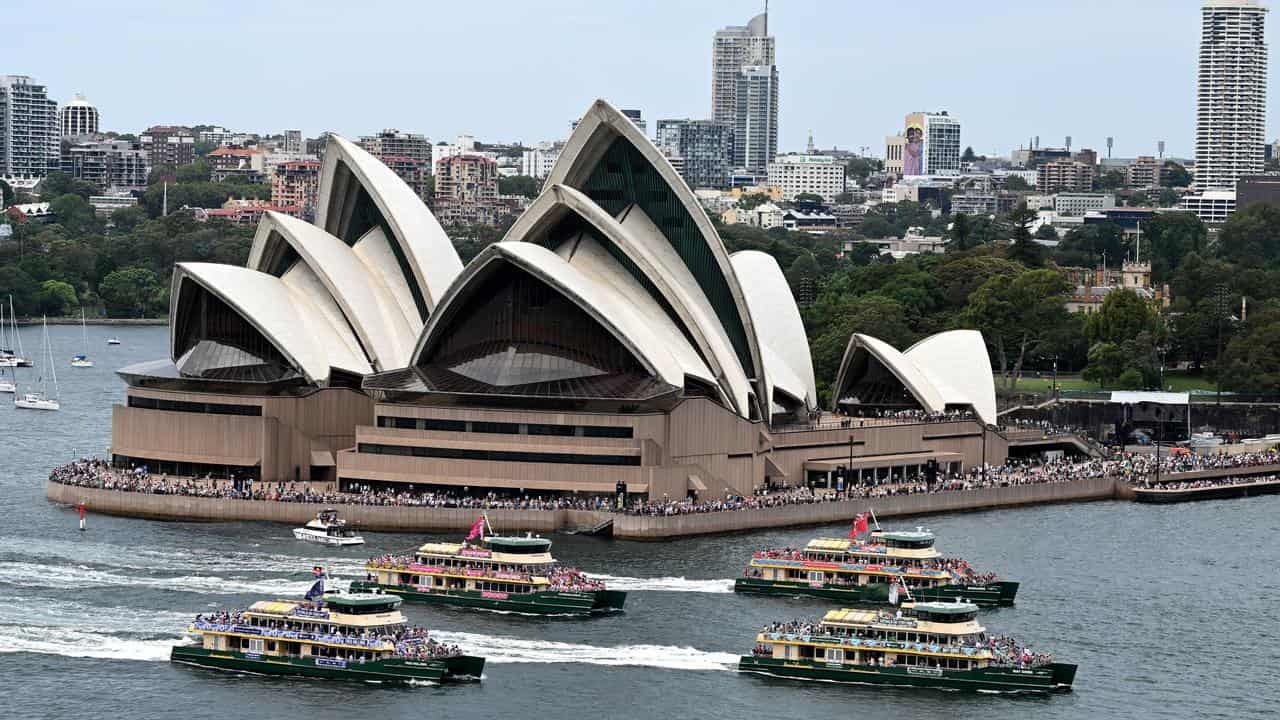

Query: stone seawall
[
  {"left": 45, "top": 481, "right": 610, "bottom": 534},
  {"left": 47, "top": 477, "right": 1119, "bottom": 539},
  {"left": 611, "top": 475, "right": 1119, "bottom": 539}
]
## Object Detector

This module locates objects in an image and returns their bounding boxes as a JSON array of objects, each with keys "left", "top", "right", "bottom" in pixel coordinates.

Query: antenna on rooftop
[
  {"left": 1106, "top": 137, "right": 1114, "bottom": 158},
  {"left": 1158, "top": 140, "right": 1166, "bottom": 159}
]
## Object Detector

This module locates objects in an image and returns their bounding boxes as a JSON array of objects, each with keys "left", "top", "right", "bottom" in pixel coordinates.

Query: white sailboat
[
  {"left": 70, "top": 308, "right": 93, "bottom": 367},
  {"left": 0, "top": 305, "right": 14, "bottom": 393},
  {"left": 0, "top": 297, "right": 30, "bottom": 368},
  {"left": 15, "top": 316, "right": 59, "bottom": 411}
]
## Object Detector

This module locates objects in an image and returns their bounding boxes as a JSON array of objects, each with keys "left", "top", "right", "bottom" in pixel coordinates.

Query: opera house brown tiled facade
[{"left": 112, "top": 101, "right": 1007, "bottom": 500}]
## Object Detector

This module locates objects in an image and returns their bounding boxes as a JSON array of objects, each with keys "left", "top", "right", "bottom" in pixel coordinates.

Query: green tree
[
  {"left": 794, "top": 192, "right": 825, "bottom": 204},
  {"left": 1034, "top": 224, "right": 1058, "bottom": 240},
  {"left": 808, "top": 295, "right": 914, "bottom": 403},
  {"left": 1115, "top": 367, "right": 1145, "bottom": 390},
  {"left": 498, "top": 175, "right": 540, "bottom": 198},
  {"left": 1096, "top": 169, "right": 1125, "bottom": 190},
  {"left": 1084, "top": 289, "right": 1158, "bottom": 345},
  {"left": 99, "top": 266, "right": 161, "bottom": 317},
  {"left": 1004, "top": 206, "right": 1046, "bottom": 267},
  {"left": 1141, "top": 211, "right": 1206, "bottom": 280},
  {"left": 1082, "top": 342, "right": 1126, "bottom": 387},
  {"left": 0, "top": 178, "right": 12, "bottom": 208},
  {"left": 961, "top": 268, "right": 1072, "bottom": 389},
  {"left": 110, "top": 205, "right": 148, "bottom": 233},
  {"left": 1004, "top": 176, "right": 1031, "bottom": 191},
  {"left": 844, "top": 157, "right": 881, "bottom": 180},
  {"left": 0, "top": 266, "right": 40, "bottom": 315},
  {"left": 1161, "top": 161, "right": 1192, "bottom": 188},
  {"left": 37, "top": 171, "right": 97, "bottom": 199},
  {"left": 35, "top": 279, "right": 77, "bottom": 315},
  {"left": 932, "top": 255, "right": 1023, "bottom": 307},
  {"left": 1220, "top": 308, "right": 1280, "bottom": 392},
  {"left": 48, "top": 194, "right": 100, "bottom": 237},
  {"left": 949, "top": 212, "right": 973, "bottom": 250},
  {"left": 961, "top": 146, "right": 977, "bottom": 163},
  {"left": 1219, "top": 202, "right": 1280, "bottom": 267}
]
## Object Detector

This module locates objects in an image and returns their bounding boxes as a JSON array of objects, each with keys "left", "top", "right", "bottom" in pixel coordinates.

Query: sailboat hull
[{"left": 15, "top": 398, "right": 59, "bottom": 410}]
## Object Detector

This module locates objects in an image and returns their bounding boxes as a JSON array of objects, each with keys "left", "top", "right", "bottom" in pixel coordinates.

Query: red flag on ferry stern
[
  {"left": 465, "top": 516, "right": 485, "bottom": 542},
  {"left": 850, "top": 513, "right": 868, "bottom": 539},
  {"left": 849, "top": 509, "right": 870, "bottom": 538}
]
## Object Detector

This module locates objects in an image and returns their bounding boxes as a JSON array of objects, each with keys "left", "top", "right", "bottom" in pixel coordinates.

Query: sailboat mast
[{"left": 10, "top": 297, "right": 24, "bottom": 358}]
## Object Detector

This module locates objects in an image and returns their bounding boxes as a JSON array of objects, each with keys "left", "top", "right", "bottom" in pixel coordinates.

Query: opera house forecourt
[{"left": 101, "top": 100, "right": 1010, "bottom": 522}]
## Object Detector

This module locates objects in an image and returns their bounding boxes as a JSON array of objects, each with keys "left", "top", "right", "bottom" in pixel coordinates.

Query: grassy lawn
[{"left": 1000, "top": 372, "right": 1218, "bottom": 393}]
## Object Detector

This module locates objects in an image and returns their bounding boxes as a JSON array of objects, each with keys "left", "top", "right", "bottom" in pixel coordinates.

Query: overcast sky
[{"left": 9, "top": 0, "right": 1275, "bottom": 159}]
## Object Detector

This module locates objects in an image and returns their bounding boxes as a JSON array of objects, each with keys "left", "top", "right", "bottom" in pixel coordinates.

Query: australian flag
[{"left": 304, "top": 576, "right": 325, "bottom": 601}]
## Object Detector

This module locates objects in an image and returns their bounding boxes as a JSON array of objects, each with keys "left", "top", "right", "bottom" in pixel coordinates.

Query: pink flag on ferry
[
  {"left": 850, "top": 513, "right": 868, "bottom": 539},
  {"left": 465, "top": 516, "right": 485, "bottom": 542}
]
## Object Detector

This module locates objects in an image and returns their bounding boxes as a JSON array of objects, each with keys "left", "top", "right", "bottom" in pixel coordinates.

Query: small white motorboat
[
  {"left": 293, "top": 508, "right": 364, "bottom": 546},
  {"left": 71, "top": 354, "right": 94, "bottom": 368},
  {"left": 106, "top": 337, "right": 121, "bottom": 345},
  {"left": 15, "top": 392, "right": 59, "bottom": 411}
]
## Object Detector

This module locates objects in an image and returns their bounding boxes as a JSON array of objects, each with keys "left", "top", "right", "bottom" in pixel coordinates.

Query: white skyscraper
[
  {"left": 1194, "top": 0, "right": 1268, "bottom": 190},
  {"left": 0, "top": 75, "right": 60, "bottom": 179},
  {"left": 59, "top": 93, "right": 99, "bottom": 137},
  {"left": 713, "top": 11, "right": 778, "bottom": 173}
]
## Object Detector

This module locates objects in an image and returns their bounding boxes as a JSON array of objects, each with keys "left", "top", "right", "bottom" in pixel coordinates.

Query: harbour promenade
[{"left": 47, "top": 451, "right": 1280, "bottom": 538}]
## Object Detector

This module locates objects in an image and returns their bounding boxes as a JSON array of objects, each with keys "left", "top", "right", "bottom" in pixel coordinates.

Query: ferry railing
[
  {"left": 762, "top": 631, "right": 992, "bottom": 658},
  {"left": 191, "top": 621, "right": 391, "bottom": 650}
]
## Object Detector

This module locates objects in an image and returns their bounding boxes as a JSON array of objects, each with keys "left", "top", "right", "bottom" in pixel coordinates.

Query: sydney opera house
[{"left": 112, "top": 101, "right": 1006, "bottom": 501}]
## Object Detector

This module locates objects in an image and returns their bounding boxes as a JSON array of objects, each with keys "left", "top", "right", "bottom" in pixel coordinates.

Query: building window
[{"left": 356, "top": 443, "right": 640, "bottom": 466}]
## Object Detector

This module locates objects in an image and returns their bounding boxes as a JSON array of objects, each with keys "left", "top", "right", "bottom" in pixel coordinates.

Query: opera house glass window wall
[{"left": 110, "top": 99, "right": 1003, "bottom": 498}]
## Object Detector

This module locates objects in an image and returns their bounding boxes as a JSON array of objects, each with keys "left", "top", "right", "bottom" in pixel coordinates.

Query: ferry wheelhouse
[
  {"left": 735, "top": 528, "right": 1017, "bottom": 607},
  {"left": 171, "top": 582, "right": 483, "bottom": 684},
  {"left": 739, "top": 601, "right": 1075, "bottom": 694},
  {"left": 354, "top": 528, "right": 625, "bottom": 616}
]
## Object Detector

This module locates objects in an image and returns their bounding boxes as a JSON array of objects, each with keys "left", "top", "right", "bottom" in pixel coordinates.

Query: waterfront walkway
[{"left": 46, "top": 450, "right": 1280, "bottom": 538}]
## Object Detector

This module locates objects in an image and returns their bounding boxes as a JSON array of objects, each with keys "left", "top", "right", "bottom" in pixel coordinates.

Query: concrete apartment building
[
  {"left": 1195, "top": 0, "right": 1268, "bottom": 190},
  {"left": 713, "top": 11, "right": 778, "bottom": 173},
  {"left": 1054, "top": 192, "right": 1116, "bottom": 217},
  {"left": 1126, "top": 156, "right": 1161, "bottom": 188},
  {"left": 520, "top": 144, "right": 561, "bottom": 180},
  {"left": 1037, "top": 159, "right": 1095, "bottom": 192},
  {"left": 59, "top": 93, "right": 99, "bottom": 137},
  {"left": 140, "top": 125, "right": 196, "bottom": 167},
  {"left": 655, "top": 118, "right": 734, "bottom": 189},
  {"left": 434, "top": 153, "right": 500, "bottom": 224},
  {"left": 766, "top": 154, "right": 846, "bottom": 201},
  {"left": 1179, "top": 189, "right": 1237, "bottom": 223},
  {"left": 359, "top": 129, "right": 431, "bottom": 167},
  {"left": 271, "top": 160, "right": 321, "bottom": 220},
  {"left": 908, "top": 111, "right": 962, "bottom": 176},
  {"left": 0, "top": 75, "right": 60, "bottom": 179},
  {"left": 283, "top": 129, "right": 302, "bottom": 153},
  {"left": 61, "top": 139, "right": 150, "bottom": 191}
]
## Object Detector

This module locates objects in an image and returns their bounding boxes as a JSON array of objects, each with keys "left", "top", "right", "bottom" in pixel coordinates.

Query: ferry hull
[
  {"left": 733, "top": 577, "right": 1018, "bottom": 607},
  {"left": 170, "top": 645, "right": 485, "bottom": 684},
  {"left": 738, "top": 656, "right": 1075, "bottom": 694},
  {"left": 350, "top": 581, "right": 626, "bottom": 616}
]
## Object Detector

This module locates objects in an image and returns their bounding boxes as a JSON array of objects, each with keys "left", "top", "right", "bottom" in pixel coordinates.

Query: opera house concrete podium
[{"left": 112, "top": 100, "right": 1006, "bottom": 500}]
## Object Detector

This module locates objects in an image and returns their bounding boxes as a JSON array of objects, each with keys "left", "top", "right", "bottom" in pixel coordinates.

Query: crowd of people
[
  {"left": 190, "top": 608, "right": 463, "bottom": 659},
  {"left": 987, "top": 634, "right": 1054, "bottom": 669},
  {"left": 48, "top": 446, "right": 1280, "bottom": 518},
  {"left": 1138, "top": 474, "right": 1279, "bottom": 491},
  {"left": 365, "top": 553, "right": 604, "bottom": 592}
]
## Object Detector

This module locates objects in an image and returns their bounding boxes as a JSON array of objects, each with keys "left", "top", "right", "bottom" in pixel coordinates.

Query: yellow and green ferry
[
  {"left": 739, "top": 601, "right": 1075, "bottom": 694},
  {"left": 171, "top": 576, "right": 484, "bottom": 684},
  {"left": 352, "top": 528, "right": 625, "bottom": 616},
  {"left": 735, "top": 529, "right": 1017, "bottom": 607}
]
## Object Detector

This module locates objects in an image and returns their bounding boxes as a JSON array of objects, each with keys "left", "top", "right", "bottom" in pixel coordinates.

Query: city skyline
[{"left": 9, "top": 0, "right": 1277, "bottom": 159}]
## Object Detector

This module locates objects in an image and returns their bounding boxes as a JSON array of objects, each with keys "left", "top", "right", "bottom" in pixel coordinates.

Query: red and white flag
[{"left": 849, "top": 513, "right": 869, "bottom": 540}]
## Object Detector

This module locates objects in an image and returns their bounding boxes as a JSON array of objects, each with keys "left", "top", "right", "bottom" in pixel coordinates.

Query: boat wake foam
[
  {"left": 0, "top": 625, "right": 187, "bottom": 662},
  {"left": 433, "top": 630, "right": 737, "bottom": 671},
  {"left": 0, "top": 561, "right": 317, "bottom": 596},
  {"left": 587, "top": 575, "right": 734, "bottom": 593}
]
